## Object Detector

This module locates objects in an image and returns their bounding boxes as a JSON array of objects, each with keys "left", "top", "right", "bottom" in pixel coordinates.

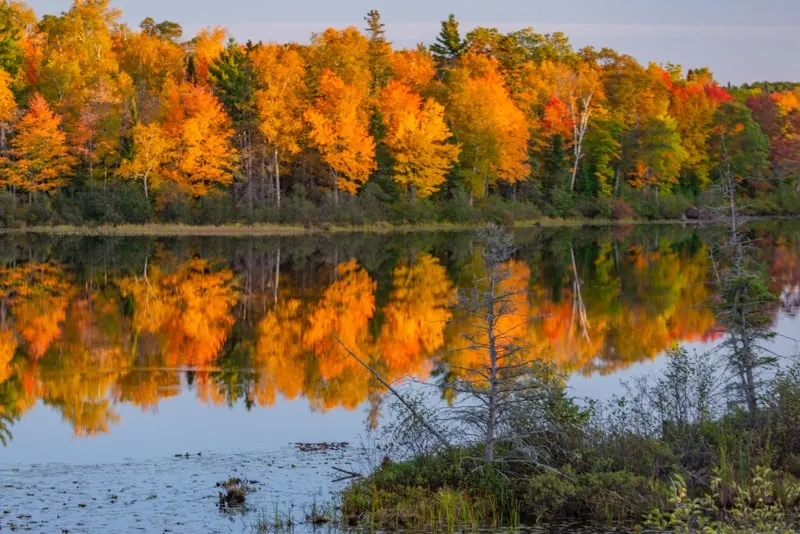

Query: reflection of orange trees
[
  {"left": 303, "top": 260, "right": 376, "bottom": 411},
  {"left": 442, "top": 243, "right": 718, "bottom": 377},
  {"left": 33, "top": 288, "right": 129, "bottom": 436},
  {"left": 120, "top": 258, "right": 239, "bottom": 368},
  {"left": 255, "top": 298, "right": 306, "bottom": 406},
  {"left": 446, "top": 257, "right": 533, "bottom": 381},
  {"left": 37, "top": 365, "right": 122, "bottom": 437},
  {"left": 305, "top": 260, "right": 376, "bottom": 379},
  {"left": 379, "top": 254, "right": 456, "bottom": 377},
  {"left": 0, "top": 329, "right": 16, "bottom": 384},
  {"left": 254, "top": 256, "right": 454, "bottom": 411},
  {"left": 114, "top": 369, "right": 181, "bottom": 412},
  {"left": 0, "top": 263, "right": 74, "bottom": 359},
  {"left": 767, "top": 236, "right": 800, "bottom": 314}
]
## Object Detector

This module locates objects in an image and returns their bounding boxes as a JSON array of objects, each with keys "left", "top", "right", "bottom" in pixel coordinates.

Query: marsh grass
[{"left": 0, "top": 216, "right": 717, "bottom": 237}]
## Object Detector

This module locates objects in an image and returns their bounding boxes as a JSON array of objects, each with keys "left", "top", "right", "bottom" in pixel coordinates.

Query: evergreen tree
[
  {"left": 430, "top": 14, "right": 463, "bottom": 69},
  {"left": 0, "top": 3, "right": 24, "bottom": 77}
]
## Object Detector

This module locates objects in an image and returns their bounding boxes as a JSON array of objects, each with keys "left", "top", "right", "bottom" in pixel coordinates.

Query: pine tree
[
  {"left": 0, "top": 3, "right": 23, "bottom": 77},
  {"left": 430, "top": 14, "right": 463, "bottom": 69}
]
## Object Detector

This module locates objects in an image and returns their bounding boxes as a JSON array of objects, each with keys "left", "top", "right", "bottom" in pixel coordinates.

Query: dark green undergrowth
[
  {"left": 341, "top": 355, "right": 800, "bottom": 532},
  {"left": 2, "top": 181, "right": 800, "bottom": 229}
]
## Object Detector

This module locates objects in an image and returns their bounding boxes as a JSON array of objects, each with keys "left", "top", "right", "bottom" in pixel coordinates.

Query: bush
[
  {"left": 550, "top": 188, "right": 577, "bottom": 218},
  {"left": 154, "top": 182, "right": 192, "bottom": 224},
  {"left": 611, "top": 199, "right": 636, "bottom": 220},
  {"left": 23, "top": 195, "right": 58, "bottom": 225},
  {"left": 195, "top": 190, "right": 237, "bottom": 225},
  {"left": 278, "top": 184, "right": 319, "bottom": 225},
  {"left": 390, "top": 196, "right": 437, "bottom": 224},
  {"left": 441, "top": 188, "right": 477, "bottom": 223},
  {"left": 658, "top": 192, "right": 692, "bottom": 220},
  {"left": 0, "top": 190, "right": 18, "bottom": 227},
  {"left": 110, "top": 182, "right": 153, "bottom": 223},
  {"left": 575, "top": 196, "right": 612, "bottom": 219}
]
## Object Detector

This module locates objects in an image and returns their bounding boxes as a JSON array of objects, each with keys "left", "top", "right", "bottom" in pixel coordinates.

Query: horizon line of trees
[{"left": 0, "top": 1, "right": 798, "bottom": 223}]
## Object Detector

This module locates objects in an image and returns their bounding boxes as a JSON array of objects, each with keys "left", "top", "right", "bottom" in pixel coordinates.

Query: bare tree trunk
[
  {"left": 274, "top": 148, "right": 281, "bottom": 209},
  {"left": 336, "top": 337, "right": 452, "bottom": 451},
  {"left": 570, "top": 245, "right": 592, "bottom": 344},
  {"left": 485, "top": 262, "right": 499, "bottom": 462},
  {"left": 570, "top": 94, "right": 593, "bottom": 192},
  {"left": 274, "top": 245, "right": 280, "bottom": 306}
]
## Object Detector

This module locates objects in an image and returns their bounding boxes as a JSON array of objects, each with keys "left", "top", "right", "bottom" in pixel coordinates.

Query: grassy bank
[{"left": 0, "top": 217, "right": 718, "bottom": 237}]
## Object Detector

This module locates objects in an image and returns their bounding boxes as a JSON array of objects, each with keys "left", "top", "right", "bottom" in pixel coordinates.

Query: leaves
[
  {"left": 0, "top": 93, "right": 75, "bottom": 192},
  {"left": 379, "top": 80, "right": 459, "bottom": 197},
  {"left": 305, "top": 69, "right": 376, "bottom": 195},
  {"left": 447, "top": 54, "right": 531, "bottom": 197}
]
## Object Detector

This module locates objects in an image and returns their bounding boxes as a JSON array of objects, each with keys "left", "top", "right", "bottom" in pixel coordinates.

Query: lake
[{"left": 1, "top": 222, "right": 799, "bottom": 532}]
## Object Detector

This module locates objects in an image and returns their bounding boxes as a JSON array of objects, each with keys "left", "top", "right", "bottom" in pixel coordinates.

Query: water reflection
[{"left": 0, "top": 223, "right": 798, "bottom": 442}]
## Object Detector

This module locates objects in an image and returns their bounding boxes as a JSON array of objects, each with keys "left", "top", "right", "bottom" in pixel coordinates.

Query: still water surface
[{"left": 2, "top": 223, "right": 800, "bottom": 464}]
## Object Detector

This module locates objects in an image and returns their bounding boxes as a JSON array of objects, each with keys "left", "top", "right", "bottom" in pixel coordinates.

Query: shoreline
[{"left": 0, "top": 217, "right": 727, "bottom": 237}]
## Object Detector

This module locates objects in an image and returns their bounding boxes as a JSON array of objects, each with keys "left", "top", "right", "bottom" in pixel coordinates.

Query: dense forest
[{"left": 0, "top": 0, "right": 798, "bottom": 226}]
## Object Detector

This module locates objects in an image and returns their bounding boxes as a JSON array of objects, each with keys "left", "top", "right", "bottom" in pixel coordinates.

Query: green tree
[
  {"left": 710, "top": 101, "right": 769, "bottom": 196},
  {"left": 430, "top": 14, "right": 463, "bottom": 69},
  {"left": 0, "top": 2, "right": 24, "bottom": 77},
  {"left": 208, "top": 39, "right": 261, "bottom": 211}
]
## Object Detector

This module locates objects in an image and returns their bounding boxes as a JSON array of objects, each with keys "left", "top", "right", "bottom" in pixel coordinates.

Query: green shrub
[
  {"left": 0, "top": 190, "right": 18, "bottom": 227},
  {"left": 550, "top": 188, "right": 577, "bottom": 218},
  {"left": 279, "top": 185, "right": 319, "bottom": 225},
  {"left": 23, "top": 195, "right": 58, "bottom": 225},
  {"left": 575, "top": 196, "right": 612, "bottom": 219},
  {"left": 110, "top": 182, "right": 153, "bottom": 223},
  {"left": 195, "top": 190, "right": 237, "bottom": 225},
  {"left": 441, "top": 188, "right": 477, "bottom": 223},
  {"left": 155, "top": 182, "right": 193, "bottom": 224},
  {"left": 658, "top": 193, "right": 692, "bottom": 219}
]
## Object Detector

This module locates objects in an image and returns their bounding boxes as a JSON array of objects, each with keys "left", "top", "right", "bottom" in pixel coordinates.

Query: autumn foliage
[{"left": 0, "top": 4, "right": 794, "bottom": 221}]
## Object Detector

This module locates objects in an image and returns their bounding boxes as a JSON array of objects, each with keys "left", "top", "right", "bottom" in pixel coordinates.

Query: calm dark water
[{"left": 0, "top": 222, "right": 799, "bottom": 466}]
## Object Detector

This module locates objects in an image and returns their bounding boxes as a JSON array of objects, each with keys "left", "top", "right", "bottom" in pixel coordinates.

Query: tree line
[{"left": 0, "top": 1, "right": 798, "bottom": 225}]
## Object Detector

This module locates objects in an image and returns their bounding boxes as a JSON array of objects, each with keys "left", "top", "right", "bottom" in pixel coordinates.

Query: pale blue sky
[{"left": 24, "top": 0, "right": 800, "bottom": 85}]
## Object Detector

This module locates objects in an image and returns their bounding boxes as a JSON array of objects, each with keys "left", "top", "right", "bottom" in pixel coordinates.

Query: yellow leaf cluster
[
  {"left": 380, "top": 80, "right": 459, "bottom": 198},
  {"left": 305, "top": 70, "right": 376, "bottom": 195}
]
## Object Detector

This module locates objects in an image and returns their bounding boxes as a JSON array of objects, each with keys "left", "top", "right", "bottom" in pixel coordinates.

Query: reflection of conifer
[{"left": 710, "top": 124, "right": 778, "bottom": 415}]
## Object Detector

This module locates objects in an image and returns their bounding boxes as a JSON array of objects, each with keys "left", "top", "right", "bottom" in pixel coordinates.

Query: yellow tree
[
  {"left": 116, "top": 24, "right": 186, "bottom": 122},
  {"left": 447, "top": 55, "right": 530, "bottom": 200},
  {"left": 117, "top": 122, "right": 172, "bottom": 197},
  {"left": 390, "top": 48, "right": 437, "bottom": 92},
  {"left": 191, "top": 27, "right": 227, "bottom": 86},
  {"left": 0, "top": 69, "right": 16, "bottom": 150},
  {"left": 305, "top": 70, "right": 376, "bottom": 200},
  {"left": 379, "top": 80, "right": 459, "bottom": 198},
  {"left": 163, "top": 84, "right": 239, "bottom": 196},
  {"left": 308, "top": 27, "right": 371, "bottom": 95},
  {"left": 0, "top": 93, "right": 76, "bottom": 196},
  {"left": 35, "top": 0, "right": 128, "bottom": 175},
  {"left": 251, "top": 44, "right": 307, "bottom": 208}
]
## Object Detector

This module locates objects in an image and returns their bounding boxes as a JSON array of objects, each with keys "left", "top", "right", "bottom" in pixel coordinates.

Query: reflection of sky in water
[
  {"left": 570, "top": 311, "right": 800, "bottom": 402},
  {"left": 4, "top": 396, "right": 366, "bottom": 464}
]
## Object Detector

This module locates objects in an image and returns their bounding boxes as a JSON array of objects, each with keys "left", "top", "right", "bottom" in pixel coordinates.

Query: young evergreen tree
[{"left": 430, "top": 14, "right": 463, "bottom": 70}]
